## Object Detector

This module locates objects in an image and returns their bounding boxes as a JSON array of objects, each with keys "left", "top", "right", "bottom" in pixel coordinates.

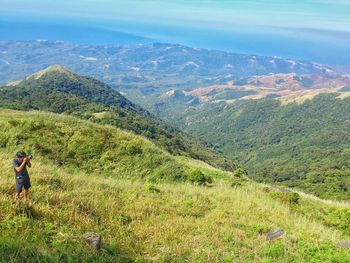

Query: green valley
[{"left": 157, "top": 93, "right": 350, "bottom": 200}]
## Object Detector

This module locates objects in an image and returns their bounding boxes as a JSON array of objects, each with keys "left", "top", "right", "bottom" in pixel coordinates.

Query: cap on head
[{"left": 16, "top": 151, "right": 27, "bottom": 158}]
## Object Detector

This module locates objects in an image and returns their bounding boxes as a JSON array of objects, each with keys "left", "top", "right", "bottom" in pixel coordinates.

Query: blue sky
[{"left": 1, "top": 0, "right": 350, "bottom": 64}]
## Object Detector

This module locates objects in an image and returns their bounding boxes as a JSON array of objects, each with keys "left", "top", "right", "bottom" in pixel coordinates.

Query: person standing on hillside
[{"left": 12, "top": 151, "right": 32, "bottom": 201}]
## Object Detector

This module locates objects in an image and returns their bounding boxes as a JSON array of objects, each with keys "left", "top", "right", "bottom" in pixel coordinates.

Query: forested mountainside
[{"left": 154, "top": 93, "right": 350, "bottom": 200}]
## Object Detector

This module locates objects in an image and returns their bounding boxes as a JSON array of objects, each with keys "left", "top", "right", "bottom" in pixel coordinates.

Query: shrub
[
  {"left": 271, "top": 192, "right": 300, "bottom": 206},
  {"left": 148, "top": 163, "right": 187, "bottom": 183},
  {"left": 232, "top": 167, "right": 247, "bottom": 178},
  {"left": 188, "top": 169, "right": 213, "bottom": 185},
  {"left": 288, "top": 192, "right": 300, "bottom": 205},
  {"left": 262, "top": 186, "right": 272, "bottom": 192},
  {"left": 120, "top": 141, "right": 143, "bottom": 155},
  {"left": 230, "top": 177, "right": 246, "bottom": 187}
]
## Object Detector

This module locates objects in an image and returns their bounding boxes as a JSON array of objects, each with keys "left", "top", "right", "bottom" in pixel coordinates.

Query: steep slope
[
  {"left": 0, "top": 109, "right": 349, "bottom": 262},
  {"left": 3, "top": 64, "right": 151, "bottom": 116},
  {"left": 157, "top": 93, "right": 350, "bottom": 200},
  {"left": 0, "top": 65, "right": 232, "bottom": 170}
]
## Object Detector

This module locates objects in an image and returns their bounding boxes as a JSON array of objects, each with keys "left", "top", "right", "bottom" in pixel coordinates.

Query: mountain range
[
  {"left": 0, "top": 40, "right": 336, "bottom": 90},
  {"left": 1, "top": 40, "right": 349, "bottom": 200},
  {"left": 0, "top": 40, "right": 349, "bottom": 261}
]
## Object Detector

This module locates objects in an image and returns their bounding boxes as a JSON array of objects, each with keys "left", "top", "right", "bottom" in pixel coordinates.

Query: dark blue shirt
[{"left": 12, "top": 158, "right": 29, "bottom": 179}]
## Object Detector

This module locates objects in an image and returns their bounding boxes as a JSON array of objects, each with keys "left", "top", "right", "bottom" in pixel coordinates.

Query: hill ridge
[
  {"left": 27, "top": 64, "right": 74, "bottom": 80},
  {"left": 0, "top": 66, "right": 232, "bottom": 169}
]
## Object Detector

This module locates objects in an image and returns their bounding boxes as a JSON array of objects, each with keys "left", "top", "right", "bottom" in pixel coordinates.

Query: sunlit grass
[
  {"left": 0, "top": 151, "right": 349, "bottom": 262},
  {"left": 0, "top": 109, "right": 349, "bottom": 262}
]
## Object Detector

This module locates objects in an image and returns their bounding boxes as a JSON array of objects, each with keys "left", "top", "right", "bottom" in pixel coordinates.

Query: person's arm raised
[{"left": 14, "top": 157, "right": 28, "bottom": 173}]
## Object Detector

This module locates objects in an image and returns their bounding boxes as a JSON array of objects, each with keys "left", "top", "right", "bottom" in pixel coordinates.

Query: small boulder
[
  {"left": 266, "top": 229, "right": 285, "bottom": 241},
  {"left": 83, "top": 232, "right": 102, "bottom": 251},
  {"left": 337, "top": 240, "right": 350, "bottom": 249}
]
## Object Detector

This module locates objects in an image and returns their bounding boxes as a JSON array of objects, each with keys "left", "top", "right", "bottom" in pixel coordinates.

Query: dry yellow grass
[{"left": 0, "top": 151, "right": 349, "bottom": 262}]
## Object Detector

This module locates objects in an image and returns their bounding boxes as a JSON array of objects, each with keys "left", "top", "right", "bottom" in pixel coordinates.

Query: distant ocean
[{"left": 1, "top": 17, "right": 349, "bottom": 65}]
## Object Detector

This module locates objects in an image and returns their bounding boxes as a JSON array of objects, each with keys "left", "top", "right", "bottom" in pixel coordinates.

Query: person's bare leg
[
  {"left": 24, "top": 189, "right": 30, "bottom": 201},
  {"left": 14, "top": 192, "right": 20, "bottom": 201}
]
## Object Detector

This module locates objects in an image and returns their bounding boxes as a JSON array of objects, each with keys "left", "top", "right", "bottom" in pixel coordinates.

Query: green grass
[
  {"left": 1, "top": 153, "right": 349, "bottom": 262},
  {"left": 0, "top": 109, "right": 349, "bottom": 262},
  {"left": 0, "top": 109, "right": 190, "bottom": 183}
]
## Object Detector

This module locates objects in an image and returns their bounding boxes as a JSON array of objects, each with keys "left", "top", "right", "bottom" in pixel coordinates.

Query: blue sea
[{"left": 1, "top": 15, "right": 349, "bottom": 65}]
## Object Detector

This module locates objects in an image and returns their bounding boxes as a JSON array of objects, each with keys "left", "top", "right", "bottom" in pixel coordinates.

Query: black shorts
[{"left": 16, "top": 176, "right": 31, "bottom": 193}]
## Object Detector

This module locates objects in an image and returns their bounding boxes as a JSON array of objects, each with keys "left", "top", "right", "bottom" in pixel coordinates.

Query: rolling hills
[
  {"left": 0, "top": 40, "right": 335, "bottom": 90},
  {"left": 0, "top": 109, "right": 349, "bottom": 262},
  {"left": 0, "top": 39, "right": 349, "bottom": 261},
  {"left": 0, "top": 65, "right": 231, "bottom": 170},
  {"left": 183, "top": 73, "right": 350, "bottom": 104}
]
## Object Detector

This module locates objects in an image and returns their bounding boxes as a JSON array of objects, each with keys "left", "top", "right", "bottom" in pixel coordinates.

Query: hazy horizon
[{"left": 1, "top": 0, "right": 350, "bottom": 65}]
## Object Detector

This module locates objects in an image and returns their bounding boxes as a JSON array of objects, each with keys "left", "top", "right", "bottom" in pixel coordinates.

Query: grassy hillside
[
  {"left": 158, "top": 93, "right": 350, "bottom": 200},
  {"left": 0, "top": 109, "right": 349, "bottom": 262},
  {"left": 0, "top": 109, "right": 191, "bottom": 183},
  {"left": 0, "top": 65, "right": 232, "bottom": 170}
]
